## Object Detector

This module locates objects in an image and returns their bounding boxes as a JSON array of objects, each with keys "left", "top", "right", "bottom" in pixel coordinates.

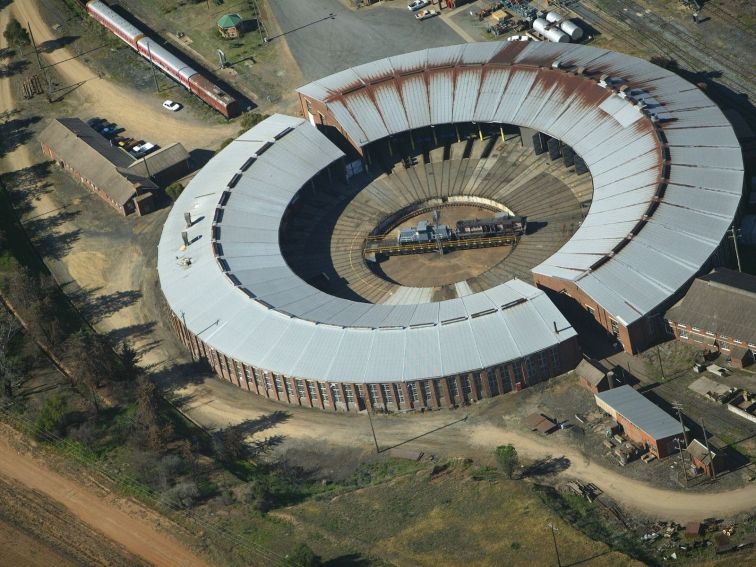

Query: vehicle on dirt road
[
  {"left": 162, "top": 100, "right": 181, "bottom": 111},
  {"left": 415, "top": 9, "right": 438, "bottom": 20},
  {"left": 408, "top": 0, "right": 430, "bottom": 11}
]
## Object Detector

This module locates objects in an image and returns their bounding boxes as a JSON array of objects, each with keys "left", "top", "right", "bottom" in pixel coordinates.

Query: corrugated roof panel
[
  {"left": 404, "top": 326, "right": 442, "bottom": 379},
  {"left": 492, "top": 68, "right": 538, "bottom": 123},
  {"left": 328, "top": 100, "right": 368, "bottom": 144},
  {"left": 388, "top": 49, "right": 428, "bottom": 73},
  {"left": 473, "top": 68, "right": 511, "bottom": 122},
  {"left": 668, "top": 146, "right": 743, "bottom": 170},
  {"left": 663, "top": 184, "right": 743, "bottom": 218},
  {"left": 290, "top": 325, "right": 344, "bottom": 380},
  {"left": 460, "top": 41, "right": 506, "bottom": 64},
  {"left": 452, "top": 68, "right": 483, "bottom": 123},
  {"left": 470, "top": 315, "right": 520, "bottom": 367},
  {"left": 328, "top": 330, "right": 373, "bottom": 382},
  {"left": 371, "top": 82, "right": 410, "bottom": 134},
  {"left": 596, "top": 386, "right": 684, "bottom": 440},
  {"left": 343, "top": 91, "right": 389, "bottom": 141},
  {"left": 426, "top": 44, "right": 465, "bottom": 67},
  {"left": 668, "top": 165, "right": 744, "bottom": 194},
  {"left": 429, "top": 69, "right": 454, "bottom": 125},
  {"left": 352, "top": 58, "right": 395, "bottom": 83},
  {"left": 663, "top": 126, "right": 740, "bottom": 148},
  {"left": 439, "top": 321, "right": 481, "bottom": 375},
  {"left": 399, "top": 74, "right": 431, "bottom": 129},
  {"left": 365, "top": 331, "right": 405, "bottom": 381}
]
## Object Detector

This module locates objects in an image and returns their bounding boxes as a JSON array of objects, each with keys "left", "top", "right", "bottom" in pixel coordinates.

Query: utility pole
[
  {"left": 27, "top": 23, "right": 52, "bottom": 102},
  {"left": 146, "top": 43, "right": 160, "bottom": 92},
  {"left": 548, "top": 523, "right": 562, "bottom": 567},
  {"left": 730, "top": 225, "right": 742, "bottom": 272},
  {"left": 700, "top": 418, "right": 717, "bottom": 480},
  {"left": 366, "top": 408, "right": 380, "bottom": 454},
  {"left": 672, "top": 401, "right": 688, "bottom": 447},
  {"left": 674, "top": 438, "right": 688, "bottom": 486},
  {"left": 656, "top": 345, "right": 665, "bottom": 380}
]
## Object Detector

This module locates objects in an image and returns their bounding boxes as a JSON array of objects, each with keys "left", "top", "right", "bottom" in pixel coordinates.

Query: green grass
[{"left": 285, "top": 460, "right": 642, "bottom": 566}]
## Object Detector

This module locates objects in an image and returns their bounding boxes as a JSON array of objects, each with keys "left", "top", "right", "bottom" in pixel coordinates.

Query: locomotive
[
  {"left": 86, "top": 1, "right": 240, "bottom": 118},
  {"left": 396, "top": 213, "right": 527, "bottom": 245}
]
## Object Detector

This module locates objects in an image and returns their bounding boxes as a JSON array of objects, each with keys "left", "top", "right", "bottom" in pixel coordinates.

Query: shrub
[
  {"left": 3, "top": 18, "right": 30, "bottom": 48},
  {"left": 34, "top": 393, "right": 67, "bottom": 439},
  {"left": 239, "top": 112, "right": 268, "bottom": 130},
  {"left": 495, "top": 444, "right": 519, "bottom": 479},
  {"left": 278, "top": 543, "right": 321, "bottom": 567},
  {"left": 160, "top": 480, "right": 199, "bottom": 510},
  {"left": 165, "top": 182, "right": 183, "bottom": 201}
]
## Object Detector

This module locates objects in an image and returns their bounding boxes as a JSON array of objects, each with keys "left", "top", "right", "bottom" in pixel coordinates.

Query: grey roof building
[
  {"left": 39, "top": 118, "right": 156, "bottom": 214},
  {"left": 595, "top": 385, "right": 685, "bottom": 457}
]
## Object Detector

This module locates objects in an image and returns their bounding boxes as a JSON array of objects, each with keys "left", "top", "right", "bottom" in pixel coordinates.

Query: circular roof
[{"left": 158, "top": 41, "right": 742, "bottom": 384}]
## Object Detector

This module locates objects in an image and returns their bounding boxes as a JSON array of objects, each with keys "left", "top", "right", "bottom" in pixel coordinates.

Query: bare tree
[{"left": 0, "top": 307, "right": 21, "bottom": 399}]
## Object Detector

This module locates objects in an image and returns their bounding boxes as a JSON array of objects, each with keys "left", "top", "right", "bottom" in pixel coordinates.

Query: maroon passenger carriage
[{"left": 86, "top": 0, "right": 240, "bottom": 117}]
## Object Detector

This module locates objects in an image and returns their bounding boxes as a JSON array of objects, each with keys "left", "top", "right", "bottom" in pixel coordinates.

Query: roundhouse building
[
  {"left": 297, "top": 41, "right": 743, "bottom": 353},
  {"left": 159, "top": 114, "right": 580, "bottom": 412},
  {"left": 159, "top": 41, "right": 743, "bottom": 412}
]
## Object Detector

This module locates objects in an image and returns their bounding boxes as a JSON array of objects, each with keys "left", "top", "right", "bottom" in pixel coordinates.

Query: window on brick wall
[
  {"left": 297, "top": 380, "right": 306, "bottom": 398},
  {"left": 318, "top": 383, "right": 329, "bottom": 404},
  {"left": 344, "top": 385, "right": 355, "bottom": 403},
  {"left": 610, "top": 319, "right": 619, "bottom": 336},
  {"left": 285, "top": 379, "right": 294, "bottom": 396},
  {"left": 586, "top": 305, "right": 595, "bottom": 317},
  {"left": 448, "top": 378, "right": 459, "bottom": 399},
  {"left": 244, "top": 366, "right": 253, "bottom": 382},
  {"left": 512, "top": 363, "right": 523, "bottom": 383},
  {"left": 368, "top": 384, "right": 379, "bottom": 405},
  {"left": 423, "top": 381, "right": 432, "bottom": 402},
  {"left": 462, "top": 377, "right": 472, "bottom": 395},
  {"left": 307, "top": 382, "right": 318, "bottom": 399},
  {"left": 407, "top": 383, "right": 418, "bottom": 402},
  {"left": 679, "top": 328, "right": 688, "bottom": 338},
  {"left": 551, "top": 347, "right": 560, "bottom": 371},
  {"left": 264, "top": 374, "right": 273, "bottom": 391},
  {"left": 380, "top": 384, "right": 393, "bottom": 403},
  {"left": 474, "top": 374, "right": 483, "bottom": 395},
  {"left": 274, "top": 376, "right": 284, "bottom": 393},
  {"left": 488, "top": 373, "right": 498, "bottom": 395},
  {"left": 330, "top": 384, "right": 341, "bottom": 403}
]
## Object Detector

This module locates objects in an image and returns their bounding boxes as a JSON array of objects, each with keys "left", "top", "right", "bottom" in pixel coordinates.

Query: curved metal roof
[
  {"left": 298, "top": 41, "right": 743, "bottom": 326},
  {"left": 158, "top": 114, "right": 576, "bottom": 383}
]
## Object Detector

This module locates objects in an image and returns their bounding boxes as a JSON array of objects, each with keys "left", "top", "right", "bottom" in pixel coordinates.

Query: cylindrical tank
[
  {"left": 533, "top": 17, "right": 549, "bottom": 34},
  {"left": 546, "top": 11, "right": 563, "bottom": 23},
  {"left": 560, "top": 19, "right": 584, "bottom": 41},
  {"left": 545, "top": 27, "right": 570, "bottom": 43}
]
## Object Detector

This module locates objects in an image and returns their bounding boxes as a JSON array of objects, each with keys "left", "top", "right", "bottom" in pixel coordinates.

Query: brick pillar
[
  {"left": 230, "top": 359, "right": 242, "bottom": 388},
  {"left": 413, "top": 380, "right": 424, "bottom": 408},
  {"left": 440, "top": 378, "right": 452, "bottom": 408},
  {"left": 325, "top": 383, "right": 336, "bottom": 411},
  {"left": 361, "top": 384, "right": 373, "bottom": 411},
  {"left": 468, "top": 373, "right": 480, "bottom": 401},
  {"left": 521, "top": 360, "right": 530, "bottom": 388},
  {"left": 374, "top": 383, "right": 386, "bottom": 409},
  {"left": 508, "top": 364, "right": 517, "bottom": 391},
  {"left": 428, "top": 379, "right": 440, "bottom": 408},
  {"left": 454, "top": 375, "right": 464, "bottom": 404},
  {"left": 495, "top": 366, "right": 505, "bottom": 395},
  {"left": 400, "top": 382, "right": 412, "bottom": 410},
  {"left": 303, "top": 381, "right": 314, "bottom": 408},
  {"left": 313, "top": 382, "right": 325, "bottom": 410},
  {"left": 289, "top": 377, "right": 301, "bottom": 406},
  {"left": 480, "top": 370, "right": 491, "bottom": 398}
]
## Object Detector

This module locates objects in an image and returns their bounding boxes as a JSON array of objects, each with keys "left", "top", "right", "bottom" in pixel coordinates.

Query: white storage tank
[
  {"left": 533, "top": 17, "right": 549, "bottom": 35},
  {"left": 546, "top": 11, "right": 563, "bottom": 23},
  {"left": 545, "top": 27, "right": 570, "bottom": 43},
  {"left": 560, "top": 19, "right": 584, "bottom": 41}
]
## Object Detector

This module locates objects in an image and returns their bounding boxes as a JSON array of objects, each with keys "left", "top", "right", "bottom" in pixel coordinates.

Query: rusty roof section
[{"left": 297, "top": 41, "right": 743, "bottom": 328}]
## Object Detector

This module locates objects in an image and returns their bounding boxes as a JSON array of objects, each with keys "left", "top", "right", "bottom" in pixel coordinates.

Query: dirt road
[
  {"left": 0, "top": 427, "right": 211, "bottom": 567},
  {"left": 176, "top": 377, "right": 756, "bottom": 524},
  {"left": 11, "top": 0, "right": 235, "bottom": 150}
]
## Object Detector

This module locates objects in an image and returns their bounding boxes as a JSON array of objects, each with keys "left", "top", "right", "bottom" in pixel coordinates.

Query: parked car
[
  {"left": 408, "top": 0, "right": 430, "bottom": 11},
  {"left": 87, "top": 117, "right": 105, "bottom": 128},
  {"left": 162, "top": 100, "right": 181, "bottom": 111},
  {"left": 132, "top": 142, "right": 157, "bottom": 157},
  {"left": 126, "top": 139, "right": 145, "bottom": 151},
  {"left": 415, "top": 9, "right": 438, "bottom": 20}
]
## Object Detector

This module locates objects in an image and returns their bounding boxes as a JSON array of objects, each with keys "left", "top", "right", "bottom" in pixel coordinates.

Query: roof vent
[
  {"left": 274, "top": 126, "right": 294, "bottom": 140},
  {"left": 575, "top": 66, "right": 585, "bottom": 76},
  {"left": 184, "top": 212, "right": 192, "bottom": 228},
  {"left": 181, "top": 231, "right": 189, "bottom": 246},
  {"left": 552, "top": 60, "right": 562, "bottom": 69}
]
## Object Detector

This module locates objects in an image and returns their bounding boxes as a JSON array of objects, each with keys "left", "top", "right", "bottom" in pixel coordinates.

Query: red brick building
[
  {"left": 39, "top": 118, "right": 156, "bottom": 216},
  {"left": 595, "top": 385, "right": 686, "bottom": 458},
  {"left": 665, "top": 269, "right": 756, "bottom": 368}
]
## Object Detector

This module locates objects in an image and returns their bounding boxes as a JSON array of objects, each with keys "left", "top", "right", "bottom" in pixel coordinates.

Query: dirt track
[
  {"left": 12, "top": 0, "right": 235, "bottom": 150},
  {"left": 0, "top": 426, "right": 210, "bottom": 567},
  {"left": 177, "top": 378, "right": 756, "bottom": 524}
]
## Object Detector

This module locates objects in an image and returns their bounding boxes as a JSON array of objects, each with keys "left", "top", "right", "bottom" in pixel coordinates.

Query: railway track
[{"left": 574, "top": 0, "right": 756, "bottom": 122}]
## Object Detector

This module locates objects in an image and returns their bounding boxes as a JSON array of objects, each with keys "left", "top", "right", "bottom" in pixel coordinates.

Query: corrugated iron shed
[{"left": 595, "top": 385, "right": 685, "bottom": 440}]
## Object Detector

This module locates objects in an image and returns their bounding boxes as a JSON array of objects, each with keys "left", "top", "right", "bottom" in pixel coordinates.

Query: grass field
[{"left": 283, "top": 460, "right": 642, "bottom": 566}]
